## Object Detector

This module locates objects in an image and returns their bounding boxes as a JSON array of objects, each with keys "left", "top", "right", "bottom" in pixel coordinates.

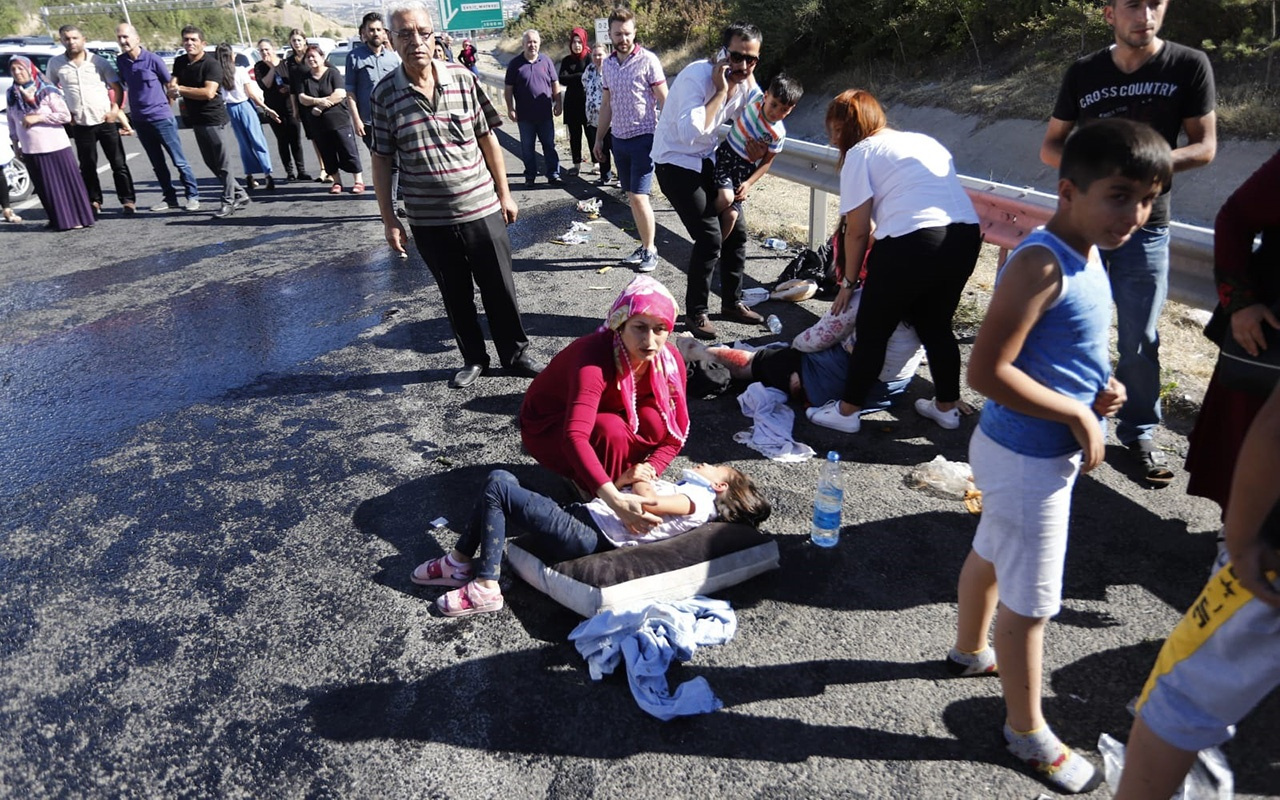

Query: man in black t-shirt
[
  {"left": 1040, "top": 0, "right": 1216, "bottom": 485},
  {"left": 170, "top": 25, "right": 250, "bottom": 218}
]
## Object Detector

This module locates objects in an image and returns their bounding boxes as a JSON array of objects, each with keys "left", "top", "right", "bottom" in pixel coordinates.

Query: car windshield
[{"left": 0, "top": 52, "right": 55, "bottom": 75}]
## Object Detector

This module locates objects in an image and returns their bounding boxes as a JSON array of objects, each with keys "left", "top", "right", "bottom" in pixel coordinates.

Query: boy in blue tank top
[{"left": 946, "top": 118, "right": 1172, "bottom": 794}]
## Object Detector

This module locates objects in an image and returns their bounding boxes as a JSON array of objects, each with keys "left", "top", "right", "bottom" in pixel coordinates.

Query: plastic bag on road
[
  {"left": 905, "top": 455, "right": 975, "bottom": 500},
  {"left": 1098, "top": 733, "right": 1234, "bottom": 799}
]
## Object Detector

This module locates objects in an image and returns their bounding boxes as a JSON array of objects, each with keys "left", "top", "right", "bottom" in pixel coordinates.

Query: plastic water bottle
[
  {"left": 764, "top": 237, "right": 787, "bottom": 251},
  {"left": 765, "top": 314, "right": 782, "bottom": 335},
  {"left": 811, "top": 451, "right": 843, "bottom": 547}
]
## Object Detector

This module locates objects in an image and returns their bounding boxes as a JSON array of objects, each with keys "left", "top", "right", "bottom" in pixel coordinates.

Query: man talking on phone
[{"left": 652, "top": 21, "right": 765, "bottom": 340}]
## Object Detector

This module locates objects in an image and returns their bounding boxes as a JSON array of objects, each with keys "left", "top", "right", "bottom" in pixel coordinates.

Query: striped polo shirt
[
  {"left": 601, "top": 45, "right": 665, "bottom": 140},
  {"left": 369, "top": 60, "right": 503, "bottom": 226},
  {"left": 726, "top": 93, "right": 784, "bottom": 162}
]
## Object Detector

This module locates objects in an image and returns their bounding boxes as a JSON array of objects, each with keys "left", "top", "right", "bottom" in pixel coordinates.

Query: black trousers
[
  {"left": 192, "top": 122, "right": 245, "bottom": 206},
  {"left": 584, "top": 125, "right": 610, "bottom": 176},
  {"left": 654, "top": 159, "right": 748, "bottom": 317},
  {"left": 70, "top": 122, "right": 135, "bottom": 207},
  {"left": 843, "top": 222, "right": 982, "bottom": 406},
  {"left": 266, "top": 113, "right": 305, "bottom": 176},
  {"left": 411, "top": 213, "right": 530, "bottom": 368}
]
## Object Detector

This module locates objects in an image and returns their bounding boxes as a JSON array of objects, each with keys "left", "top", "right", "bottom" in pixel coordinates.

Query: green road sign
[{"left": 437, "top": 0, "right": 503, "bottom": 31}]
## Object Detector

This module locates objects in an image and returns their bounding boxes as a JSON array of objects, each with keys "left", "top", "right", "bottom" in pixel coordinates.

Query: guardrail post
[{"left": 808, "top": 187, "right": 829, "bottom": 250}]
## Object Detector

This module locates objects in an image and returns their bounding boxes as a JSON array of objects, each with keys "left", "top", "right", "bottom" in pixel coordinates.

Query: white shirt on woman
[{"left": 838, "top": 130, "right": 977, "bottom": 239}]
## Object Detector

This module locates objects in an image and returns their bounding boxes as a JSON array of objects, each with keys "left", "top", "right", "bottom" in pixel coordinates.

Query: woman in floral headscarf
[
  {"left": 5, "top": 55, "right": 94, "bottom": 230},
  {"left": 520, "top": 276, "right": 690, "bottom": 528}
]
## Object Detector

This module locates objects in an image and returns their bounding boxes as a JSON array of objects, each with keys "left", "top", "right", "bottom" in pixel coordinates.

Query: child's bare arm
[
  {"left": 641, "top": 493, "right": 695, "bottom": 516},
  {"left": 735, "top": 150, "right": 778, "bottom": 201},
  {"left": 1224, "top": 385, "right": 1280, "bottom": 606},
  {"left": 629, "top": 479, "right": 658, "bottom": 501},
  {"left": 967, "top": 246, "right": 1105, "bottom": 471}
]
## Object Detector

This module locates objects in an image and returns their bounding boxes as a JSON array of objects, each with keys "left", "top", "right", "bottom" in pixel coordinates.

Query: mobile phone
[{"left": 715, "top": 46, "right": 728, "bottom": 62}]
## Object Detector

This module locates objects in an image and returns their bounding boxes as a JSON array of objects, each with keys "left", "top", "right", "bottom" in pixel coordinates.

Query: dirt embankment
[{"left": 782, "top": 98, "right": 1273, "bottom": 230}]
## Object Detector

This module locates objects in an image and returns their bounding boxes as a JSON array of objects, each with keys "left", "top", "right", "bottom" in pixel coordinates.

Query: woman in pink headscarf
[
  {"left": 520, "top": 276, "right": 689, "bottom": 527},
  {"left": 557, "top": 26, "right": 592, "bottom": 174},
  {"left": 5, "top": 55, "right": 94, "bottom": 230}
]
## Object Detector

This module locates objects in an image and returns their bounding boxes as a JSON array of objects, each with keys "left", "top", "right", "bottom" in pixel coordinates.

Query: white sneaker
[
  {"left": 915, "top": 398, "right": 961, "bottom": 430},
  {"left": 806, "top": 400, "right": 861, "bottom": 433}
]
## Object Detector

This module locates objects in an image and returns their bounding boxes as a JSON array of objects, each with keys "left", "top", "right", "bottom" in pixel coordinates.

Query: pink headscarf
[
  {"left": 599, "top": 276, "right": 688, "bottom": 444},
  {"left": 569, "top": 27, "right": 590, "bottom": 61}
]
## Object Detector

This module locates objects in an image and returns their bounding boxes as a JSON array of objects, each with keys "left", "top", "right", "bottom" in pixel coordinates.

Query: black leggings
[
  {"left": 267, "top": 113, "right": 305, "bottom": 176},
  {"left": 842, "top": 222, "right": 981, "bottom": 406}
]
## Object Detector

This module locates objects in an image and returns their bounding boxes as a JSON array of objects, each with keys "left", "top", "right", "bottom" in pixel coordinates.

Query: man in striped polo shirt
[
  {"left": 370, "top": 1, "right": 543, "bottom": 389},
  {"left": 592, "top": 6, "right": 666, "bottom": 274}
]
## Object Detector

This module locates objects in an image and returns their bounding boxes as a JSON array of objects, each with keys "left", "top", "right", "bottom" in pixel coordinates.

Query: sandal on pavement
[
  {"left": 2, "top": 209, "right": 20, "bottom": 223},
  {"left": 411, "top": 554, "right": 472, "bottom": 587},
  {"left": 1128, "top": 441, "right": 1174, "bottom": 485},
  {"left": 351, "top": 182, "right": 365, "bottom": 194},
  {"left": 437, "top": 581, "right": 504, "bottom": 617},
  {"left": 329, "top": 183, "right": 343, "bottom": 195}
]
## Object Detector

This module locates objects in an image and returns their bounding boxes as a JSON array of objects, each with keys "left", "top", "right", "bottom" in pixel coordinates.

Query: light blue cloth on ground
[{"left": 568, "top": 596, "right": 737, "bottom": 720}]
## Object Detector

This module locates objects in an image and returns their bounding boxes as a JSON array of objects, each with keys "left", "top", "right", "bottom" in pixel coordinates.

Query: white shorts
[
  {"left": 969, "top": 427, "right": 1081, "bottom": 618},
  {"left": 1136, "top": 563, "right": 1280, "bottom": 752}
]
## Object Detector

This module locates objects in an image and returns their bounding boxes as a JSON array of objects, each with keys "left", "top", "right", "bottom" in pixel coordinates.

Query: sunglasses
[{"left": 728, "top": 50, "right": 759, "bottom": 66}]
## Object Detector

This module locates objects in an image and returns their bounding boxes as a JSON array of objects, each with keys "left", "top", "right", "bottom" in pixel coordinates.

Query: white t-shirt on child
[{"left": 587, "top": 479, "right": 718, "bottom": 547}]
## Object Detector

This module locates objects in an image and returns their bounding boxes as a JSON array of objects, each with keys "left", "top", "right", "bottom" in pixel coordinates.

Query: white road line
[{"left": 9, "top": 151, "right": 143, "bottom": 212}]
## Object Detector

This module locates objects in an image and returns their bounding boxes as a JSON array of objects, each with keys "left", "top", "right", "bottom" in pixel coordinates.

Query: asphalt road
[{"left": 1, "top": 121, "right": 1275, "bottom": 799}]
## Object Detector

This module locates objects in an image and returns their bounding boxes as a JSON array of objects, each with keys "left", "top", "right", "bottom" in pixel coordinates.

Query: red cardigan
[{"left": 520, "top": 330, "right": 687, "bottom": 491}]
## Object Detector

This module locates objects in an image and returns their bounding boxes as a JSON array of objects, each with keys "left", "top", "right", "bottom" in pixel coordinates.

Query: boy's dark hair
[
  {"left": 1060, "top": 118, "right": 1172, "bottom": 193},
  {"left": 608, "top": 6, "right": 634, "bottom": 27},
  {"left": 58, "top": 24, "right": 81, "bottom": 37},
  {"left": 181, "top": 25, "right": 204, "bottom": 42},
  {"left": 716, "top": 467, "right": 772, "bottom": 527},
  {"left": 768, "top": 73, "right": 803, "bottom": 106},
  {"left": 721, "top": 21, "right": 762, "bottom": 48},
  {"left": 360, "top": 11, "right": 384, "bottom": 33}
]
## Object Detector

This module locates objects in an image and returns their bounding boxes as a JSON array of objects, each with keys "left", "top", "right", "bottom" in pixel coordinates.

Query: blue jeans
[
  {"left": 133, "top": 115, "right": 199, "bottom": 203},
  {"left": 516, "top": 117, "right": 559, "bottom": 180},
  {"left": 454, "top": 470, "right": 603, "bottom": 580},
  {"left": 1101, "top": 225, "right": 1170, "bottom": 444}
]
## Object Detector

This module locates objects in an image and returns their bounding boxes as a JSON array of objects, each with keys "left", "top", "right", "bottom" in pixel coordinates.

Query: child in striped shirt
[{"left": 713, "top": 73, "right": 802, "bottom": 238}]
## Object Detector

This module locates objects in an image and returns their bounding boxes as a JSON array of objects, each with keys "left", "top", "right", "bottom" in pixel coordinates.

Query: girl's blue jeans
[{"left": 455, "top": 470, "right": 604, "bottom": 580}]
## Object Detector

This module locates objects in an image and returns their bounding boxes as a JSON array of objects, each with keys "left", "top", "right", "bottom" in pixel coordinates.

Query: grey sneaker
[
  {"left": 150, "top": 200, "right": 178, "bottom": 212},
  {"left": 621, "top": 246, "right": 647, "bottom": 265},
  {"left": 185, "top": 198, "right": 200, "bottom": 212},
  {"left": 636, "top": 248, "right": 658, "bottom": 273}
]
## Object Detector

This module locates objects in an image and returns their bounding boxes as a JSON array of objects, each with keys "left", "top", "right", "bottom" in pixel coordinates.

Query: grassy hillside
[
  {"left": 2, "top": 0, "right": 354, "bottom": 49},
  {"left": 510, "top": 0, "right": 1280, "bottom": 139}
]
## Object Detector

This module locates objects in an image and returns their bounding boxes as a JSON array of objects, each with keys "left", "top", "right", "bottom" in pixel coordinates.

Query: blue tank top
[{"left": 979, "top": 229, "right": 1113, "bottom": 458}]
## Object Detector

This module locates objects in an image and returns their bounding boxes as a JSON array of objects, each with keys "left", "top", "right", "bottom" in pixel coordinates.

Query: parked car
[
  {"left": 1, "top": 119, "right": 32, "bottom": 203},
  {"left": 0, "top": 43, "right": 63, "bottom": 110}
]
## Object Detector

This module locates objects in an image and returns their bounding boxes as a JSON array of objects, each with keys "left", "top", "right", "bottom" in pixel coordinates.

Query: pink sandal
[
  {"left": 437, "top": 581, "right": 504, "bottom": 617},
  {"left": 329, "top": 183, "right": 342, "bottom": 195},
  {"left": 351, "top": 182, "right": 365, "bottom": 195},
  {"left": 411, "top": 554, "right": 472, "bottom": 587}
]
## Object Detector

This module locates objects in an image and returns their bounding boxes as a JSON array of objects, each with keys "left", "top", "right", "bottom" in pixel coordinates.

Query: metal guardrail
[
  {"left": 476, "top": 64, "right": 1217, "bottom": 310},
  {"left": 764, "top": 135, "right": 1216, "bottom": 311}
]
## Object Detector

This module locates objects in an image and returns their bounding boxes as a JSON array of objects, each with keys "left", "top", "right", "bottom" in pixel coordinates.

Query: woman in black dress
[
  {"left": 557, "top": 27, "right": 592, "bottom": 175},
  {"left": 297, "top": 44, "right": 363, "bottom": 194}
]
